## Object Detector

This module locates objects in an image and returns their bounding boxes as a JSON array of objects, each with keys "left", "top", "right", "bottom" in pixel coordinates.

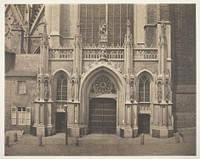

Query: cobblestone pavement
[{"left": 5, "top": 128, "right": 196, "bottom": 156}]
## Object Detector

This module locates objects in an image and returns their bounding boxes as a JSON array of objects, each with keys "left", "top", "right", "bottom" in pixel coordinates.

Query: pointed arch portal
[{"left": 79, "top": 65, "right": 125, "bottom": 134}]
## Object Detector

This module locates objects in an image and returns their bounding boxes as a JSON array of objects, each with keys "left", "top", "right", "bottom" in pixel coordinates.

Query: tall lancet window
[
  {"left": 80, "top": 4, "right": 133, "bottom": 46},
  {"left": 57, "top": 74, "right": 67, "bottom": 100},
  {"left": 139, "top": 74, "right": 150, "bottom": 102}
]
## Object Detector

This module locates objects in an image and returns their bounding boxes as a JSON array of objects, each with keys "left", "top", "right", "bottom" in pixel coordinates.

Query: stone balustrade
[
  {"left": 49, "top": 48, "right": 73, "bottom": 59},
  {"left": 134, "top": 48, "right": 158, "bottom": 60},
  {"left": 49, "top": 47, "right": 158, "bottom": 60},
  {"left": 82, "top": 48, "right": 124, "bottom": 60}
]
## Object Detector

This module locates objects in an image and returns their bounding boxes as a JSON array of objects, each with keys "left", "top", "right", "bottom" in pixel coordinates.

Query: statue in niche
[
  {"left": 99, "top": 22, "right": 107, "bottom": 43},
  {"left": 70, "top": 77, "right": 75, "bottom": 101},
  {"left": 165, "top": 78, "right": 170, "bottom": 103},
  {"left": 44, "top": 80, "right": 49, "bottom": 101},
  {"left": 130, "top": 78, "right": 135, "bottom": 103},
  {"left": 37, "top": 80, "right": 40, "bottom": 100},
  {"left": 157, "top": 81, "right": 162, "bottom": 103}
]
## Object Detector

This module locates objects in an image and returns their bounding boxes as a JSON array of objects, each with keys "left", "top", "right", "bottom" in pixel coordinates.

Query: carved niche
[
  {"left": 157, "top": 75, "right": 163, "bottom": 103},
  {"left": 99, "top": 22, "right": 107, "bottom": 43}
]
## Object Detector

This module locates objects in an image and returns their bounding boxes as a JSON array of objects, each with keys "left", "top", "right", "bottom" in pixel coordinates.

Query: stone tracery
[{"left": 90, "top": 74, "right": 116, "bottom": 95}]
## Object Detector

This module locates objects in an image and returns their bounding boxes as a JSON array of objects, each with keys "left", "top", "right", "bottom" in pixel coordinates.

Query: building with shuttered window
[{"left": 5, "top": 4, "right": 196, "bottom": 138}]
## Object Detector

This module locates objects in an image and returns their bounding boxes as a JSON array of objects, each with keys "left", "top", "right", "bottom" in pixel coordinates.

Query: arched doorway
[
  {"left": 52, "top": 70, "right": 70, "bottom": 133},
  {"left": 89, "top": 98, "right": 116, "bottom": 134},
  {"left": 79, "top": 64, "right": 125, "bottom": 136},
  {"left": 136, "top": 70, "right": 154, "bottom": 135},
  {"left": 88, "top": 73, "right": 117, "bottom": 134}
]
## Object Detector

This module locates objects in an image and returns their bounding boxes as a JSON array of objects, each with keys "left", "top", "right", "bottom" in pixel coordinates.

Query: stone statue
[
  {"left": 44, "top": 80, "right": 49, "bottom": 101},
  {"left": 99, "top": 22, "right": 107, "bottom": 42},
  {"left": 157, "top": 81, "right": 162, "bottom": 103}
]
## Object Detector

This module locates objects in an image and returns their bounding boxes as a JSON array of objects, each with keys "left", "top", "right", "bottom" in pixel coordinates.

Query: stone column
[
  {"left": 124, "top": 19, "right": 133, "bottom": 103},
  {"left": 123, "top": 103, "right": 133, "bottom": 138},
  {"left": 47, "top": 103, "right": 52, "bottom": 125},
  {"left": 72, "top": 102, "right": 80, "bottom": 137},
  {"left": 44, "top": 4, "right": 52, "bottom": 35},
  {"left": 34, "top": 103, "right": 39, "bottom": 126},
  {"left": 73, "top": 20, "right": 82, "bottom": 102},
  {"left": 157, "top": 23, "right": 162, "bottom": 75},
  {"left": 154, "top": 105, "right": 159, "bottom": 126},
  {"left": 163, "top": 106, "right": 167, "bottom": 126},
  {"left": 159, "top": 106, "right": 163, "bottom": 127},
  {"left": 133, "top": 103, "right": 138, "bottom": 127},
  {"left": 39, "top": 104, "right": 45, "bottom": 124},
  {"left": 134, "top": 4, "right": 146, "bottom": 45},
  {"left": 168, "top": 104, "right": 172, "bottom": 126},
  {"left": 49, "top": 80, "right": 52, "bottom": 100},
  {"left": 74, "top": 103, "right": 79, "bottom": 124},
  {"left": 50, "top": 4, "right": 61, "bottom": 47},
  {"left": 36, "top": 103, "right": 45, "bottom": 136},
  {"left": 132, "top": 102, "right": 138, "bottom": 137},
  {"left": 47, "top": 102, "right": 53, "bottom": 136},
  {"left": 126, "top": 104, "right": 131, "bottom": 126}
]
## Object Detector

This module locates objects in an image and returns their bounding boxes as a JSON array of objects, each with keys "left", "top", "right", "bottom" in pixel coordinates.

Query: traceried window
[
  {"left": 18, "top": 81, "right": 26, "bottom": 95},
  {"left": 56, "top": 74, "right": 67, "bottom": 100},
  {"left": 11, "top": 106, "right": 31, "bottom": 125},
  {"left": 80, "top": 4, "right": 133, "bottom": 47},
  {"left": 139, "top": 74, "right": 150, "bottom": 102},
  {"left": 90, "top": 74, "right": 116, "bottom": 95}
]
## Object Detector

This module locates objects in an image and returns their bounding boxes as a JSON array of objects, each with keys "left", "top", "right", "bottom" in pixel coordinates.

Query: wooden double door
[{"left": 89, "top": 98, "right": 116, "bottom": 134}]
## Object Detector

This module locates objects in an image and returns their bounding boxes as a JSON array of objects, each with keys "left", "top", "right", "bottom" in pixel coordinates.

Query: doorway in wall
[
  {"left": 138, "top": 114, "right": 150, "bottom": 134},
  {"left": 56, "top": 112, "right": 65, "bottom": 133}
]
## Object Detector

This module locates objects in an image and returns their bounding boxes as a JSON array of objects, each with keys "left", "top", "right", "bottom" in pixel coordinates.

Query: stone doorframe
[{"left": 79, "top": 63, "right": 125, "bottom": 136}]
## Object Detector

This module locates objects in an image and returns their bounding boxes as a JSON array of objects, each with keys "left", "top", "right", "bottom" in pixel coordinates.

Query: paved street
[{"left": 5, "top": 128, "right": 196, "bottom": 156}]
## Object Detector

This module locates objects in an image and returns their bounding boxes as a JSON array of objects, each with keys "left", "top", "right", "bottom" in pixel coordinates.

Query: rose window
[{"left": 90, "top": 74, "right": 116, "bottom": 94}]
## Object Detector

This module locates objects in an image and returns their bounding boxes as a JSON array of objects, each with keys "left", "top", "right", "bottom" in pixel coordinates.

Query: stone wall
[
  {"left": 15, "top": 54, "right": 40, "bottom": 72},
  {"left": 169, "top": 4, "right": 196, "bottom": 129},
  {"left": 147, "top": 4, "right": 157, "bottom": 23},
  {"left": 173, "top": 85, "right": 196, "bottom": 128},
  {"left": 134, "top": 61, "right": 158, "bottom": 75},
  {"left": 170, "top": 4, "right": 196, "bottom": 86},
  {"left": 51, "top": 60, "right": 73, "bottom": 75},
  {"left": 160, "top": 4, "right": 170, "bottom": 21},
  {"left": 175, "top": 113, "right": 196, "bottom": 128}
]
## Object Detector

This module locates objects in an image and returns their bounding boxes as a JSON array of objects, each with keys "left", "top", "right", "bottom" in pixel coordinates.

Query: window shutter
[
  {"left": 26, "top": 107, "right": 31, "bottom": 125},
  {"left": 11, "top": 106, "right": 17, "bottom": 125}
]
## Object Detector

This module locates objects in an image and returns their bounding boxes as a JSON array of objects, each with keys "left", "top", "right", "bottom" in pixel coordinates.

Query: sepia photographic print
[{"left": 3, "top": 2, "right": 198, "bottom": 158}]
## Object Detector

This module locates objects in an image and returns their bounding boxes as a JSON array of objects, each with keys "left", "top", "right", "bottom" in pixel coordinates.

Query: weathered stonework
[{"left": 4, "top": 4, "right": 195, "bottom": 138}]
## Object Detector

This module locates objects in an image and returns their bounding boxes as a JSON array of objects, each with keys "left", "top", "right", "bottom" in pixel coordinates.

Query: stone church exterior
[{"left": 5, "top": 4, "right": 196, "bottom": 138}]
